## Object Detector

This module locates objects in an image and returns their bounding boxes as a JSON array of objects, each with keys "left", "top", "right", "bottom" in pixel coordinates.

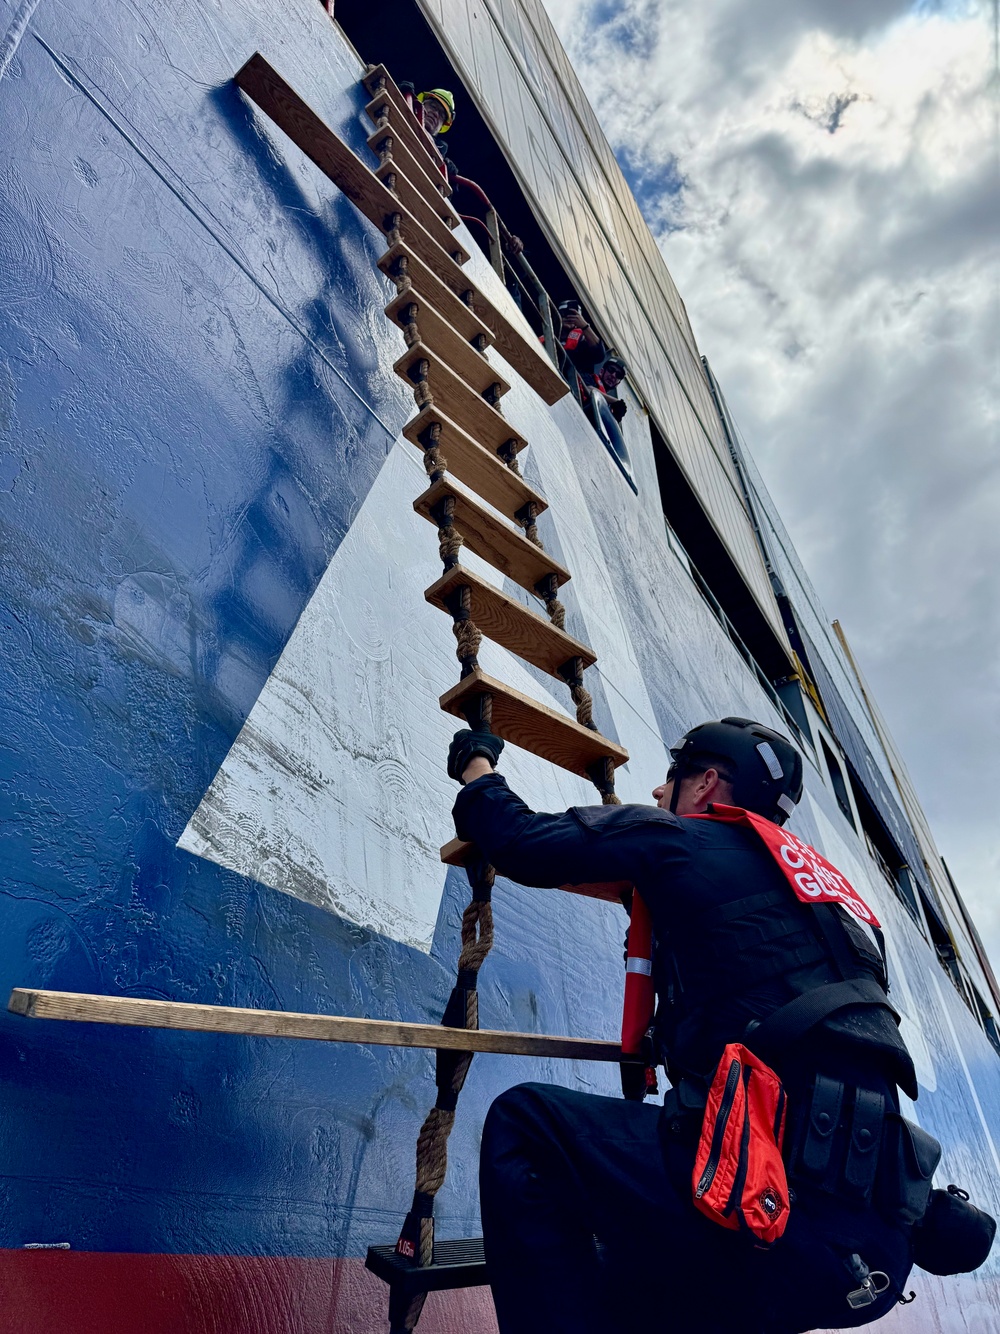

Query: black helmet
[
  {"left": 668, "top": 717, "right": 803, "bottom": 825},
  {"left": 558, "top": 299, "right": 583, "bottom": 314},
  {"left": 603, "top": 356, "right": 626, "bottom": 375}
]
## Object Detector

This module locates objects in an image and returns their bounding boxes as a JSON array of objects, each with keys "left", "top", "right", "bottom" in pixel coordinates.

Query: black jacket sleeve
[{"left": 452, "top": 772, "right": 690, "bottom": 889}]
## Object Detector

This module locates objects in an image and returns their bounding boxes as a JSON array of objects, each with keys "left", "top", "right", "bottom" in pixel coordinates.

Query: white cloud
[{"left": 543, "top": 1, "right": 1000, "bottom": 965}]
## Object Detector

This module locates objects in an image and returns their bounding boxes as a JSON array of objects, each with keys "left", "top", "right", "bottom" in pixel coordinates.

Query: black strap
[
  {"left": 812, "top": 904, "right": 864, "bottom": 979},
  {"left": 844, "top": 1087, "right": 885, "bottom": 1202},
  {"left": 747, "top": 978, "right": 899, "bottom": 1053},
  {"left": 871, "top": 924, "right": 889, "bottom": 988},
  {"left": 811, "top": 900, "right": 889, "bottom": 990},
  {"left": 801, "top": 1075, "right": 844, "bottom": 1179}
]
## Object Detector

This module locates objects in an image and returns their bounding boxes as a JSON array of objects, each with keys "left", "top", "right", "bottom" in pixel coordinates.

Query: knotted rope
[
  {"left": 498, "top": 438, "right": 523, "bottom": 477},
  {"left": 394, "top": 737, "right": 496, "bottom": 1333},
  {"left": 448, "top": 583, "right": 482, "bottom": 677}
]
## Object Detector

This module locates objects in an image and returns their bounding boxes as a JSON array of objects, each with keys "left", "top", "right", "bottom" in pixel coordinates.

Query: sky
[{"left": 541, "top": 0, "right": 1000, "bottom": 967}]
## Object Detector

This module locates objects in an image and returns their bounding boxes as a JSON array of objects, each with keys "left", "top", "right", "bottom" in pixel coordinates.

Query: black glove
[
  {"left": 448, "top": 729, "right": 505, "bottom": 783},
  {"left": 609, "top": 399, "right": 627, "bottom": 423}
]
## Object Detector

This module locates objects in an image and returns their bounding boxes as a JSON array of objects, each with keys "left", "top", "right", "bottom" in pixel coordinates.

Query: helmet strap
[{"left": 668, "top": 761, "right": 683, "bottom": 815}]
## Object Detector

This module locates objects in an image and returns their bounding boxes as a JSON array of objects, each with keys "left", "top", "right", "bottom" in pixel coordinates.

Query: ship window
[
  {"left": 649, "top": 420, "right": 793, "bottom": 688},
  {"left": 820, "top": 738, "right": 856, "bottom": 830},
  {"left": 919, "top": 888, "right": 972, "bottom": 1003},
  {"left": 969, "top": 983, "right": 1000, "bottom": 1057},
  {"left": 893, "top": 865, "right": 922, "bottom": 924}
]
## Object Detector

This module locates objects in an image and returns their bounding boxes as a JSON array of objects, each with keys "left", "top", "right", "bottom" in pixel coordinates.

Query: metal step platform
[{"left": 366, "top": 1238, "right": 489, "bottom": 1325}]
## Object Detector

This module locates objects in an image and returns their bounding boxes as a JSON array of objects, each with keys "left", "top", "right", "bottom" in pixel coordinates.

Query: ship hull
[{"left": 1, "top": 0, "right": 997, "bottom": 1329}]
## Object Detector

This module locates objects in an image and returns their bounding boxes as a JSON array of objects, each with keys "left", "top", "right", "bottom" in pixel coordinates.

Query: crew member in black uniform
[{"left": 445, "top": 718, "right": 994, "bottom": 1334}]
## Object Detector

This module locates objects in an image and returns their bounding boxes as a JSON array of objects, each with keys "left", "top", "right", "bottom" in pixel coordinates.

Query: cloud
[{"left": 542, "top": 0, "right": 1000, "bottom": 966}]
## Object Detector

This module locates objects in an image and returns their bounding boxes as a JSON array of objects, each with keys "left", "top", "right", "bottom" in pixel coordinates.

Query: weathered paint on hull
[{"left": 1, "top": 0, "right": 997, "bottom": 1329}]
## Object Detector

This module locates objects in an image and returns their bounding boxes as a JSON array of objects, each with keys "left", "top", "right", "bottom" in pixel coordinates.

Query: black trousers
[{"left": 480, "top": 1083, "right": 912, "bottom": 1334}]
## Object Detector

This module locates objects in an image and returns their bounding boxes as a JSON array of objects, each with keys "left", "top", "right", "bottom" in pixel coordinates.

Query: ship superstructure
[{"left": 0, "top": 0, "right": 996, "bottom": 1330}]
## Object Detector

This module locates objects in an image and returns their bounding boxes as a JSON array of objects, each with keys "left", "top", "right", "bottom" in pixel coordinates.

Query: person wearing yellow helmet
[
  {"left": 409, "top": 84, "right": 525, "bottom": 263},
  {"left": 417, "top": 88, "right": 455, "bottom": 135}
]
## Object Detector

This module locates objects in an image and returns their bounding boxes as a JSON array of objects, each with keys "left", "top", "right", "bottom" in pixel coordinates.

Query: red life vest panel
[{"left": 621, "top": 889, "right": 655, "bottom": 1056}]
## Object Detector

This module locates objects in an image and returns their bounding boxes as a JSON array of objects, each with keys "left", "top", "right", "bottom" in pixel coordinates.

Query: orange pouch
[{"left": 692, "top": 1042, "right": 790, "bottom": 1246}]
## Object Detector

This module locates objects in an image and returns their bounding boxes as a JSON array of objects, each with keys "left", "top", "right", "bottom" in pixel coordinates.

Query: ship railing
[{"left": 464, "top": 200, "right": 587, "bottom": 405}]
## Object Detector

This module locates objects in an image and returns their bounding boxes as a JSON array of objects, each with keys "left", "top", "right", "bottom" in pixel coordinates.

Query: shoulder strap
[
  {"left": 746, "top": 977, "right": 899, "bottom": 1054},
  {"left": 812, "top": 902, "right": 889, "bottom": 990}
]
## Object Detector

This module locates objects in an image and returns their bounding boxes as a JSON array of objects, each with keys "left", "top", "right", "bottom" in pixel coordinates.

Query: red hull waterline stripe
[{"left": 0, "top": 1251, "right": 497, "bottom": 1334}]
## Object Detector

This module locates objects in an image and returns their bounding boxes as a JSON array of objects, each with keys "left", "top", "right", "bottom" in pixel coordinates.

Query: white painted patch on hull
[{"left": 178, "top": 435, "right": 603, "bottom": 950}]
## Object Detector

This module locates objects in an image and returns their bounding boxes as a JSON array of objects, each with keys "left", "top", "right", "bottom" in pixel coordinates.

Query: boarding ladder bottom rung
[{"left": 365, "top": 1238, "right": 488, "bottom": 1327}]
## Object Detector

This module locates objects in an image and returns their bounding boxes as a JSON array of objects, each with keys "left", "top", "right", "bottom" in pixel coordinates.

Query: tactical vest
[{"left": 645, "top": 806, "right": 917, "bottom": 1099}]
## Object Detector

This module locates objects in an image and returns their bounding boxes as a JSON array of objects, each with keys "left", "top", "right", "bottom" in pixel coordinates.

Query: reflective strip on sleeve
[{"left": 626, "top": 958, "right": 653, "bottom": 976}]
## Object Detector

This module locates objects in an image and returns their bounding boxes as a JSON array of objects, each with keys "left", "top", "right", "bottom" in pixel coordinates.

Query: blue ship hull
[{"left": 1, "top": 1, "right": 997, "bottom": 1329}]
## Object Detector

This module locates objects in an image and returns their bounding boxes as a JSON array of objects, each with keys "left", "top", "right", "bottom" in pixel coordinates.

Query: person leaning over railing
[
  {"left": 400, "top": 84, "right": 525, "bottom": 262},
  {"left": 595, "top": 355, "right": 628, "bottom": 424}
]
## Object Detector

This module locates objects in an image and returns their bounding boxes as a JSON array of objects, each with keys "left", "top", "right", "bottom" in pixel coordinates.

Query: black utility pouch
[
  {"left": 878, "top": 1114, "right": 941, "bottom": 1226},
  {"left": 790, "top": 1078, "right": 885, "bottom": 1203},
  {"left": 914, "top": 1185, "right": 997, "bottom": 1276}
]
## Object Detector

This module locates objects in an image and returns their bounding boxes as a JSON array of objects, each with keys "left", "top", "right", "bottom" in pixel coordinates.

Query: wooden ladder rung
[
  {"left": 414, "top": 477, "right": 569, "bottom": 595},
  {"left": 403, "top": 407, "right": 541, "bottom": 521},
  {"left": 395, "top": 344, "right": 515, "bottom": 451},
  {"left": 8, "top": 988, "right": 632, "bottom": 1062},
  {"left": 425, "top": 564, "right": 594, "bottom": 678},
  {"left": 238, "top": 53, "right": 566, "bottom": 407},
  {"left": 378, "top": 251, "right": 567, "bottom": 413},
  {"left": 366, "top": 117, "right": 454, "bottom": 211},
  {"left": 234, "top": 54, "right": 471, "bottom": 272},
  {"left": 483, "top": 316, "right": 569, "bottom": 410},
  {"left": 440, "top": 839, "right": 630, "bottom": 904},
  {"left": 388, "top": 263, "right": 567, "bottom": 409},
  {"left": 373, "top": 156, "right": 460, "bottom": 258},
  {"left": 362, "top": 65, "right": 452, "bottom": 192},
  {"left": 386, "top": 293, "right": 501, "bottom": 401},
  {"left": 439, "top": 668, "right": 629, "bottom": 779},
  {"left": 379, "top": 241, "right": 492, "bottom": 349}
]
